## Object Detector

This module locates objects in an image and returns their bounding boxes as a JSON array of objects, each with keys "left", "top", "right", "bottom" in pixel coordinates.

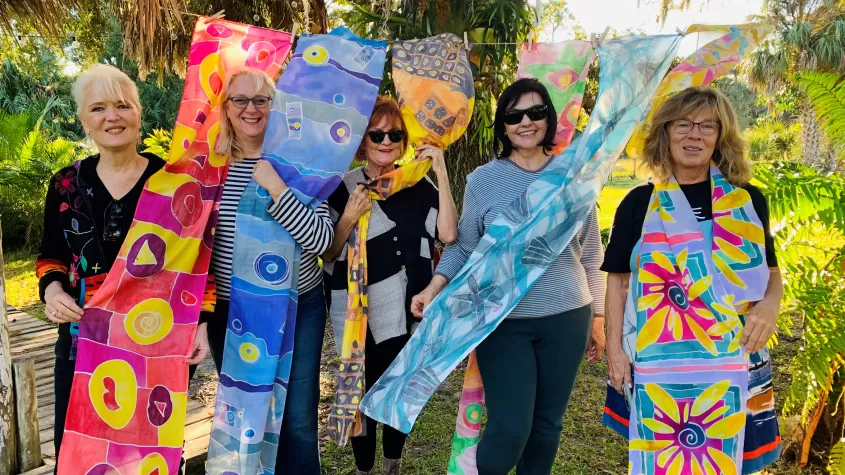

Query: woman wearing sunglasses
[
  {"left": 200, "top": 67, "right": 335, "bottom": 472},
  {"left": 322, "top": 96, "right": 458, "bottom": 475},
  {"left": 35, "top": 64, "right": 175, "bottom": 461},
  {"left": 411, "top": 78, "right": 606, "bottom": 474}
]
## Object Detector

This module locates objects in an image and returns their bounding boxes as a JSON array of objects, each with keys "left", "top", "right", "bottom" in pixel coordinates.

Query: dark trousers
[
  {"left": 191, "top": 286, "right": 327, "bottom": 475},
  {"left": 53, "top": 357, "right": 75, "bottom": 465},
  {"left": 474, "top": 304, "right": 593, "bottom": 475},
  {"left": 350, "top": 329, "right": 411, "bottom": 471}
]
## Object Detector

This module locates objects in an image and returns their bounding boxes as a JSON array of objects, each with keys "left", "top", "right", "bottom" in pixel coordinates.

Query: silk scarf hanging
[
  {"left": 447, "top": 39, "right": 596, "bottom": 474},
  {"left": 625, "top": 23, "right": 772, "bottom": 159},
  {"left": 328, "top": 32, "right": 474, "bottom": 446},
  {"left": 56, "top": 19, "right": 291, "bottom": 475},
  {"left": 358, "top": 34, "right": 683, "bottom": 436},
  {"left": 207, "top": 28, "right": 386, "bottom": 472},
  {"left": 629, "top": 164, "right": 768, "bottom": 475},
  {"left": 516, "top": 41, "right": 595, "bottom": 154}
]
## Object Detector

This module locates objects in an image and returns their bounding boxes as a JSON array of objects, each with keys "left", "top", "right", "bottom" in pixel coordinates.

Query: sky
[{"left": 545, "top": 0, "right": 765, "bottom": 54}]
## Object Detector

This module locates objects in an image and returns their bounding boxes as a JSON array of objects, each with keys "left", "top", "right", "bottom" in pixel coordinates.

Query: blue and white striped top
[{"left": 435, "top": 157, "right": 606, "bottom": 318}]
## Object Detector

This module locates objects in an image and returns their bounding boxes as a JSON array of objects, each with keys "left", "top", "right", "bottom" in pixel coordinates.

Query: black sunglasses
[
  {"left": 367, "top": 129, "right": 404, "bottom": 144},
  {"left": 103, "top": 201, "right": 125, "bottom": 242},
  {"left": 503, "top": 104, "right": 548, "bottom": 125},
  {"left": 228, "top": 95, "right": 272, "bottom": 109}
]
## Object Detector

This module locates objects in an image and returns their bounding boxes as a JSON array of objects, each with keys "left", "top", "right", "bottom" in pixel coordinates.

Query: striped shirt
[
  {"left": 436, "top": 157, "right": 606, "bottom": 318},
  {"left": 210, "top": 158, "right": 333, "bottom": 299}
]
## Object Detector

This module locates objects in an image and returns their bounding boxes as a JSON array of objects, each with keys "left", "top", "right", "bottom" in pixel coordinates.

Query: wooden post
[
  {"left": 0, "top": 219, "right": 17, "bottom": 475},
  {"left": 13, "top": 357, "right": 41, "bottom": 472}
]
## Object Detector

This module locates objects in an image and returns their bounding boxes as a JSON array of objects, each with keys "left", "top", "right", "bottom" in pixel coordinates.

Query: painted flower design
[
  {"left": 711, "top": 188, "right": 766, "bottom": 290},
  {"left": 68, "top": 262, "right": 79, "bottom": 287},
  {"left": 54, "top": 170, "right": 76, "bottom": 196},
  {"left": 631, "top": 381, "right": 745, "bottom": 475},
  {"left": 636, "top": 250, "right": 723, "bottom": 355}
]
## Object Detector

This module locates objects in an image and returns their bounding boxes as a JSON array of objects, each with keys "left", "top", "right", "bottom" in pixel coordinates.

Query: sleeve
[
  {"left": 422, "top": 178, "right": 440, "bottom": 242},
  {"left": 36, "top": 177, "right": 72, "bottom": 302},
  {"left": 600, "top": 187, "right": 643, "bottom": 274},
  {"left": 579, "top": 208, "right": 606, "bottom": 315},
  {"left": 198, "top": 274, "right": 216, "bottom": 324},
  {"left": 746, "top": 185, "right": 778, "bottom": 267},
  {"left": 266, "top": 190, "right": 335, "bottom": 255},
  {"left": 327, "top": 183, "right": 350, "bottom": 225},
  {"left": 435, "top": 184, "right": 483, "bottom": 281}
]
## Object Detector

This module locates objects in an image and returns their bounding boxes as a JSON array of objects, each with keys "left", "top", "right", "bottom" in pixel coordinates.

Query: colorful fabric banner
[
  {"left": 629, "top": 164, "right": 768, "bottom": 474},
  {"left": 625, "top": 23, "right": 772, "bottom": 159},
  {"left": 391, "top": 33, "right": 475, "bottom": 147},
  {"left": 207, "top": 28, "right": 386, "bottom": 473},
  {"left": 328, "top": 33, "right": 474, "bottom": 445},
  {"left": 516, "top": 41, "right": 594, "bottom": 154},
  {"left": 56, "top": 18, "right": 292, "bottom": 475},
  {"left": 447, "top": 39, "right": 597, "bottom": 473},
  {"left": 358, "top": 34, "right": 684, "bottom": 438}
]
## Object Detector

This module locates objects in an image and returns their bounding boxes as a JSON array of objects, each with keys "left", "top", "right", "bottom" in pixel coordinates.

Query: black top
[
  {"left": 36, "top": 153, "right": 165, "bottom": 360},
  {"left": 601, "top": 181, "right": 778, "bottom": 274}
]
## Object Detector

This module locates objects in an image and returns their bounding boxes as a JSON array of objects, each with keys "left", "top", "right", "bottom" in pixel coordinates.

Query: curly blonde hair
[
  {"left": 215, "top": 67, "right": 276, "bottom": 161},
  {"left": 641, "top": 86, "right": 751, "bottom": 186}
]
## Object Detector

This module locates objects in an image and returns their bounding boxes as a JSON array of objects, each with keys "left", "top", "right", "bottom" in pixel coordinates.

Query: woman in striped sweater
[
  {"left": 411, "top": 78, "right": 607, "bottom": 475},
  {"left": 198, "top": 67, "right": 333, "bottom": 473}
]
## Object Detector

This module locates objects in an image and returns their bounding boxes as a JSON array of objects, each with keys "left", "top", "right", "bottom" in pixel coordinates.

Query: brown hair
[
  {"left": 215, "top": 67, "right": 275, "bottom": 161},
  {"left": 356, "top": 96, "right": 409, "bottom": 159},
  {"left": 642, "top": 86, "right": 751, "bottom": 186}
]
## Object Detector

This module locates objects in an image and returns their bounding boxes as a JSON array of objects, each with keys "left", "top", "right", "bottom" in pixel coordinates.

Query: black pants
[
  {"left": 350, "top": 329, "right": 411, "bottom": 471},
  {"left": 53, "top": 357, "right": 75, "bottom": 465},
  {"left": 188, "top": 299, "right": 229, "bottom": 380},
  {"left": 474, "top": 304, "right": 593, "bottom": 475}
]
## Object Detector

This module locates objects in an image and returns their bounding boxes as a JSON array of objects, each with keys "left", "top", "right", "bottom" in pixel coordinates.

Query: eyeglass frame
[
  {"left": 227, "top": 95, "right": 273, "bottom": 109},
  {"left": 670, "top": 119, "right": 720, "bottom": 136}
]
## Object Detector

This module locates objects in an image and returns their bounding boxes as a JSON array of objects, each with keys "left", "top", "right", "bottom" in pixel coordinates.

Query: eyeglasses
[
  {"left": 502, "top": 104, "right": 548, "bottom": 125},
  {"left": 367, "top": 129, "right": 405, "bottom": 144},
  {"left": 103, "top": 201, "right": 125, "bottom": 242},
  {"left": 227, "top": 95, "right": 272, "bottom": 109},
  {"left": 672, "top": 120, "right": 720, "bottom": 136}
]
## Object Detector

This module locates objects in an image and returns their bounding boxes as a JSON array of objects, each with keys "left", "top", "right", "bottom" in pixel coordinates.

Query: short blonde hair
[
  {"left": 72, "top": 64, "right": 142, "bottom": 117},
  {"left": 642, "top": 86, "right": 751, "bottom": 186},
  {"left": 216, "top": 67, "right": 276, "bottom": 161}
]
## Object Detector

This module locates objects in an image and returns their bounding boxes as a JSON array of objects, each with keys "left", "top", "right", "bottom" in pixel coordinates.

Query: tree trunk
[
  {"left": 307, "top": 0, "right": 328, "bottom": 34},
  {"left": 802, "top": 103, "right": 826, "bottom": 169},
  {"left": 0, "top": 219, "right": 17, "bottom": 475}
]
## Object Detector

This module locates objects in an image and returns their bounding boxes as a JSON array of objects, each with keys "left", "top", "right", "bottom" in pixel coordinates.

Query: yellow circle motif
[
  {"left": 239, "top": 342, "right": 260, "bottom": 363},
  {"left": 124, "top": 298, "right": 174, "bottom": 346},
  {"left": 90, "top": 360, "right": 138, "bottom": 430},
  {"left": 139, "top": 453, "right": 168, "bottom": 475},
  {"left": 303, "top": 45, "right": 329, "bottom": 65}
]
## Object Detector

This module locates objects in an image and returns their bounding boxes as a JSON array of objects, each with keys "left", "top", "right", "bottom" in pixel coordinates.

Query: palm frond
[{"left": 796, "top": 70, "right": 845, "bottom": 162}]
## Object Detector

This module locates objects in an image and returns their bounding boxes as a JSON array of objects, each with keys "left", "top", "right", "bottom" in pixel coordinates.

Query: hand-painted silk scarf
[
  {"left": 56, "top": 18, "right": 291, "bottom": 475},
  {"left": 448, "top": 39, "right": 596, "bottom": 474},
  {"left": 328, "top": 32, "right": 474, "bottom": 446},
  {"left": 516, "top": 41, "right": 594, "bottom": 154},
  {"left": 206, "top": 29, "right": 386, "bottom": 473},
  {"left": 628, "top": 164, "right": 768, "bottom": 475},
  {"left": 358, "top": 34, "right": 684, "bottom": 439}
]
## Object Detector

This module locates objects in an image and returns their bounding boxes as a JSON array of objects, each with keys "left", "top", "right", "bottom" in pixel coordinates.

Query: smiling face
[
  {"left": 668, "top": 107, "right": 719, "bottom": 175},
  {"left": 504, "top": 92, "right": 548, "bottom": 151},
  {"left": 79, "top": 86, "right": 141, "bottom": 152},
  {"left": 363, "top": 115, "right": 404, "bottom": 168},
  {"left": 224, "top": 74, "right": 274, "bottom": 143}
]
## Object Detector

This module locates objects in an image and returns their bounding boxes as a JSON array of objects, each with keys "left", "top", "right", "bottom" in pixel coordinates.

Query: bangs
[{"left": 73, "top": 64, "right": 141, "bottom": 114}]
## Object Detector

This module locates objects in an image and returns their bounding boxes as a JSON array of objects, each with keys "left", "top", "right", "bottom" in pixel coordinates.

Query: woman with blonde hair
[
  {"left": 198, "top": 67, "right": 334, "bottom": 473},
  {"left": 603, "top": 86, "right": 782, "bottom": 473}
]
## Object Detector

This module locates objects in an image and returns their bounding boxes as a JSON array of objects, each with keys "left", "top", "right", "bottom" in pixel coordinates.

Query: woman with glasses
[
  {"left": 35, "top": 64, "right": 188, "bottom": 461},
  {"left": 199, "top": 67, "right": 334, "bottom": 473},
  {"left": 322, "top": 96, "right": 458, "bottom": 475},
  {"left": 603, "top": 87, "right": 782, "bottom": 473},
  {"left": 410, "top": 78, "right": 606, "bottom": 474}
]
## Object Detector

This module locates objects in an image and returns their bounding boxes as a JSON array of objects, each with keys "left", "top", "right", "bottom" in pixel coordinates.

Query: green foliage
[
  {"left": 712, "top": 76, "right": 767, "bottom": 130},
  {"left": 796, "top": 70, "right": 845, "bottom": 163},
  {"left": 831, "top": 440, "right": 845, "bottom": 475},
  {"left": 141, "top": 129, "right": 173, "bottom": 158},
  {"left": 745, "top": 120, "right": 801, "bottom": 163}
]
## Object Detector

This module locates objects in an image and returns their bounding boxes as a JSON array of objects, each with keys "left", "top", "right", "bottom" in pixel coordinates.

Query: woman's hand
[
  {"left": 410, "top": 275, "right": 449, "bottom": 318},
  {"left": 607, "top": 345, "right": 632, "bottom": 395},
  {"left": 253, "top": 159, "right": 287, "bottom": 200},
  {"left": 586, "top": 315, "right": 605, "bottom": 364},
  {"left": 342, "top": 184, "right": 372, "bottom": 222},
  {"left": 741, "top": 297, "right": 779, "bottom": 354},
  {"left": 44, "top": 281, "right": 84, "bottom": 324},
  {"left": 417, "top": 144, "right": 447, "bottom": 178},
  {"left": 185, "top": 322, "right": 210, "bottom": 364}
]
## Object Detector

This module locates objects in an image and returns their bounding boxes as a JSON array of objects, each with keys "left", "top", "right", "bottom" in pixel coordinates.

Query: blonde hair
[
  {"left": 215, "top": 67, "right": 276, "bottom": 161},
  {"left": 72, "top": 64, "right": 142, "bottom": 117},
  {"left": 642, "top": 86, "right": 751, "bottom": 186}
]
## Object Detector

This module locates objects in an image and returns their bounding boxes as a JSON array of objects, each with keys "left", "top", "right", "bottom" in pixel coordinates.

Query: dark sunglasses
[
  {"left": 103, "top": 201, "right": 125, "bottom": 242},
  {"left": 503, "top": 104, "right": 548, "bottom": 125},
  {"left": 367, "top": 129, "right": 404, "bottom": 144},
  {"left": 228, "top": 95, "right": 272, "bottom": 109}
]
